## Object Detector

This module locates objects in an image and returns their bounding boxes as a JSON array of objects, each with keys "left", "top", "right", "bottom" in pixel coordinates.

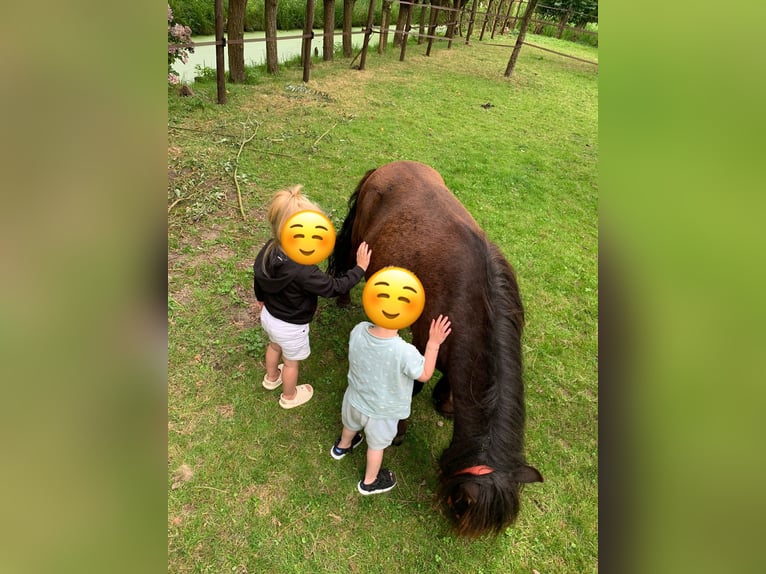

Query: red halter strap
[{"left": 453, "top": 465, "right": 494, "bottom": 477}]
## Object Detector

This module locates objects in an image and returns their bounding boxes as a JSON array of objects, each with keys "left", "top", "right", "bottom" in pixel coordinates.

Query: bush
[{"left": 168, "top": 0, "right": 215, "bottom": 36}]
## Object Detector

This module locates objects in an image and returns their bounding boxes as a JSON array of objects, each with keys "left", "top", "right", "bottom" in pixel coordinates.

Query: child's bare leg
[
  {"left": 280, "top": 359, "right": 300, "bottom": 400},
  {"left": 363, "top": 449, "right": 384, "bottom": 485},
  {"left": 337, "top": 427, "right": 359, "bottom": 450},
  {"left": 264, "top": 342, "right": 282, "bottom": 382}
]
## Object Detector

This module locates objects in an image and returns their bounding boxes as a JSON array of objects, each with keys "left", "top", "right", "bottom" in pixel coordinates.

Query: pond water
[{"left": 172, "top": 29, "right": 373, "bottom": 83}]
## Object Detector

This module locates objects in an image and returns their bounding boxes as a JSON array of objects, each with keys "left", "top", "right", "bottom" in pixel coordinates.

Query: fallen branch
[
  {"left": 313, "top": 122, "right": 338, "bottom": 148},
  {"left": 234, "top": 121, "right": 260, "bottom": 220},
  {"left": 167, "top": 196, "right": 188, "bottom": 214}
]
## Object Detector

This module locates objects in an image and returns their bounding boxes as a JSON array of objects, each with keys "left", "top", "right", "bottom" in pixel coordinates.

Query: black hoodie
[{"left": 253, "top": 240, "right": 365, "bottom": 325}]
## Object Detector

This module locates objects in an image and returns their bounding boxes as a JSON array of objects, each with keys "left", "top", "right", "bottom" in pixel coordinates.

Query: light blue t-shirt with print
[{"left": 345, "top": 321, "right": 426, "bottom": 420}]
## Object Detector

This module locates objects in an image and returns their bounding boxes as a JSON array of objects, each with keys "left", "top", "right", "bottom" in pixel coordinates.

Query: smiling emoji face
[
  {"left": 362, "top": 267, "right": 426, "bottom": 330},
  {"left": 280, "top": 210, "right": 336, "bottom": 265}
]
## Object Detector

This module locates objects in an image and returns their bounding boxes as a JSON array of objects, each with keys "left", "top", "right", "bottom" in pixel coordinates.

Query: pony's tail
[{"left": 328, "top": 168, "right": 376, "bottom": 277}]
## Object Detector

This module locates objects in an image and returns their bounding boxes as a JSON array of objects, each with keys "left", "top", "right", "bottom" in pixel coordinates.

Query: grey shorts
[{"left": 341, "top": 392, "right": 398, "bottom": 451}]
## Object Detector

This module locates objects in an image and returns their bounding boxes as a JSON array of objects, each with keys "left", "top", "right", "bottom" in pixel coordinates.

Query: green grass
[{"left": 169, "top": 33, "right": 597, "bottom": 573}]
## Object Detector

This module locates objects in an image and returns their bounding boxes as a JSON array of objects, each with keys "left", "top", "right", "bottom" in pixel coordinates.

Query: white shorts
[
  {"left": 341, "top": 393, "right": 398, "bottom": 451},
  {"left": 259, "top": 306, "right": 311, "bottom": 361}
]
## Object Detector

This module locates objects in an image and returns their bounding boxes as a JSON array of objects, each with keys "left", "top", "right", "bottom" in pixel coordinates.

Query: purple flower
[{"left": 167, "top": 4, "right": 193, "bottom": 83}]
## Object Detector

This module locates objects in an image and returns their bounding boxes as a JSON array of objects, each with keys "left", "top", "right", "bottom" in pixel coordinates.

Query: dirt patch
[
  {"left": 169, "top": 284, "right": 194, "bottom": 309},
  {"left": 237, "top": 482, "right": 287, "bottom": 516}
]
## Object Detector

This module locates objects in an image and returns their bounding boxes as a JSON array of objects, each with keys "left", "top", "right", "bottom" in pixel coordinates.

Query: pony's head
[{"left": 439, "top": 463, "right": 543, "bottom": 538}]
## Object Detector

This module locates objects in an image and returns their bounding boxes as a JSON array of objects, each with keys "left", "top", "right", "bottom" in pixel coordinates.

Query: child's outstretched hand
[
  {"left": 356, "top": 241, "right": 372, "bottom": 271},
  {"left": 428, "top": 315, "right": 452, "bottom": 346}
]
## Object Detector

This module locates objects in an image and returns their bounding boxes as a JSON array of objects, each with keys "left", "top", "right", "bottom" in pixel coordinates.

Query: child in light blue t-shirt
[{"left": 330, "top": 315, "right": 451, "bottom": 495}]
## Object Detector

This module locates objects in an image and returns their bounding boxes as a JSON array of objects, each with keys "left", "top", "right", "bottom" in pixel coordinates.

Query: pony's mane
[
  {"left": 327, "top": 168, "right": 375, "bottom": 277},
  {"left": 437, "top": 240, "right": 530, "bottom": 537},
  {"left": 482, "top": 242, "right": 527, "bottom": 467},
  {"left": 442, "top": 239, "right": 527, "bottom": 471}
]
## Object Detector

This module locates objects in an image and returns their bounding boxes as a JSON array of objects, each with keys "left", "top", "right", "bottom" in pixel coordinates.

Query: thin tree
[
  {"left": 342, "top": 0, "right": 357, "bottom": 57},
  {"left": 380, "top": 0, "right": 393, "bottom": 53},
  {"left": 265, "top": 0, "right": 279, "bottom": 73},
  {"left": 323, "top": 0, "right": 335, "bottom": 60},
  {"left": 504, "top": 0, "right": 539, "bottom": 77},
  {"left": 418, "top": 0, "right": 430, "bottom": 45},
  {"left": 227, "top": 0, "right": 249, "bottom": 82},
  {"left": 393, "top": 0, "right": 413, "bottom": 48}
]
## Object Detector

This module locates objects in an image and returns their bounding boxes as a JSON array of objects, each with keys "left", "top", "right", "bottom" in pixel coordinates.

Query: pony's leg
[
  {"left": 392, "top": 419, "right": 408, "bottom": 446},
  {"left": 391, "top": 380, "right": 423, "bottom": 446},
  {"left": 432, "top": 373, "right": 454, "bottom": 417},
  {"left": 336, "top": 293, "right": 352, "bottom": 307}
]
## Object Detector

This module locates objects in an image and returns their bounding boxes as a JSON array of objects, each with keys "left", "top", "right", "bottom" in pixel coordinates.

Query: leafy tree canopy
[{"left": 536, "top": 0, "right": 598, "bottom": 27}]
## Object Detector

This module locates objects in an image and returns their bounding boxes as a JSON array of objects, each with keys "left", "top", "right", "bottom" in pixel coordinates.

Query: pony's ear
[{"left": 516, "top": 464, "right": 544, "bottom": 483}]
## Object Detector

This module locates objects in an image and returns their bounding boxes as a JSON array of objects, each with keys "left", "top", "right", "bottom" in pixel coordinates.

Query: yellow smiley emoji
[
  {"left": 280, "top": 210, "right": 336, "bottom": 265},
  {"left": 362, "top": 267, "right": 426, "bottom": 330}
]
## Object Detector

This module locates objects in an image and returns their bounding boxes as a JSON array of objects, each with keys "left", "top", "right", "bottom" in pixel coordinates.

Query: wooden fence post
[
  {"left": 479, "top": 0, "right": 494, "bottom": 41},
  {"left": 465, "top": 0, "right": 479, "bottom": 43},
  {"left": 399, "top": 2, "right": 414, "bottom": 61},
  {"left": 302, "top": 0, "right": 317, "bottom": 82},
  {"left": 491, "top": 0, "right": 505, "bottom": 39},
  {"left": 501, "top": 0, "right": 515, "bottom": 34},
  {"left": 215, "top": 0, "right": 226, "bottom": 104},
  {"left": 426, "top": 1, "right": 439, "bottom": 56},
  {"left": 359, "top": 0, "right": 377, "bottom": 70}
]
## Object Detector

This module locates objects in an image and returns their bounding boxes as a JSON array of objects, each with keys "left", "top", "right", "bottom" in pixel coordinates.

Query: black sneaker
[
  {"left": 330, "top": 432, "right": 364, "bottom": 460},
  {"left": 358, "top": 468, "right": 397, "bottom": 495}
]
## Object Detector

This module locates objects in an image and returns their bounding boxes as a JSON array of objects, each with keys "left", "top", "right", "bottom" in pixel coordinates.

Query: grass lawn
[{"left": 168, "top": 32, "right": 598, "bottom": 573}]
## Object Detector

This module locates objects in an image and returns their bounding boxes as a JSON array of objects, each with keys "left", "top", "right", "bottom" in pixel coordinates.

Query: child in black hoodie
[{"left": 253, "top": 185, "right": 371, "bottom": 409}]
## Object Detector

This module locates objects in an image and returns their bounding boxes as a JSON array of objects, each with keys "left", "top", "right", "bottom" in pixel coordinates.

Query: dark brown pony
[{"left": 328, "top": 161, "right": 543, "bottom": 538}]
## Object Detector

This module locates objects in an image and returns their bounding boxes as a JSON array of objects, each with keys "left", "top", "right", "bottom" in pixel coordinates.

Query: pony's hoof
[
  {"left": 391, "top": 434, "right": 405, "bottom": 446},
  {"left": 435, "top": 399, "right": 455, "bottom": 418},
  {"left": 336, "top": 294, "right": 352, "bottom": 308}
]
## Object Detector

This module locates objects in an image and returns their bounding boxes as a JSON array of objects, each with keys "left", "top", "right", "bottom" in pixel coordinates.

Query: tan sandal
[
  {"left": 262, "top": 364, "right": 283, "bottom": 390},
  {"left": 279, "top": 384, "right": 313, "bottom": 409}
]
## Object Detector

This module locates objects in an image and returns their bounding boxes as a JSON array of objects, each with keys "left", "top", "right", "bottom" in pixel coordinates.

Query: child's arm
[
  {"left": 302, "top": 241, "right": 372, "bottom": 297},
  {"left": 416, "top": 315, "right": 451, "bottom": 382}
]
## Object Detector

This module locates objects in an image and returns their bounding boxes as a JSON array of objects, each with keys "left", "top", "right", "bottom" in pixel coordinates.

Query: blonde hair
[{"left": 262, "top": 185, "right": 323, "bottom": 273}]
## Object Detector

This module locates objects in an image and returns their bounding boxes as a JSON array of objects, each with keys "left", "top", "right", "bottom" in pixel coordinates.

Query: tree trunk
[
  {"left": 557, "top": 7, "right": 573, "bottom": 39},
  {"left": 425, "top": 0, "right": 440, "bottom": 56},
  {"left": 501, "top": 0, "right": 514, "bottom": 34},
  {"left": 505, "top": 0, "right": 539, "bottom": 77},
  {"left": 393, "top": 0, "right": 412, "bottom": 47},
  {"left": 215, "top": 0, "right": 226, "bottom": 103},
  {"left": 301, "top": 0, "right": 317, "bottom": 81},
  {"left": 323, "top": 0, "right": 335, "bottom": 60},
  {"left": 265, "top": 0, "right": 279, "bottom": 73},
  {"left": 379, "top": 0, "right": 393, "bottom": 53},
  {"left": 446, "top": 0, "right": 459, "bottom": 46},
  {"left": 399, "top": 2, "right": 414, "bottom": 59},
  {"left": 227, "top": 0, "right": 248, "bottom": 82},
  {"left": 418, "top": 0, "right": 429, "bottom": 44},
  {"left": 511, "top": 0, "right": 523, "bottom": 30},
  {"left": 465, "top": 0, "right": 478, "bottom": 43},
  {"left": 359, "top": 0, "right": 377, "bottom": 69},
  {"left": 342, "top": 0, "right": 357, "bottom": 57},
  {"left": 479, "top": 0, "right": 494, "bottom": 41},
  {"left": 490, "top": 0, "right": 505, "bottom": 39}
]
